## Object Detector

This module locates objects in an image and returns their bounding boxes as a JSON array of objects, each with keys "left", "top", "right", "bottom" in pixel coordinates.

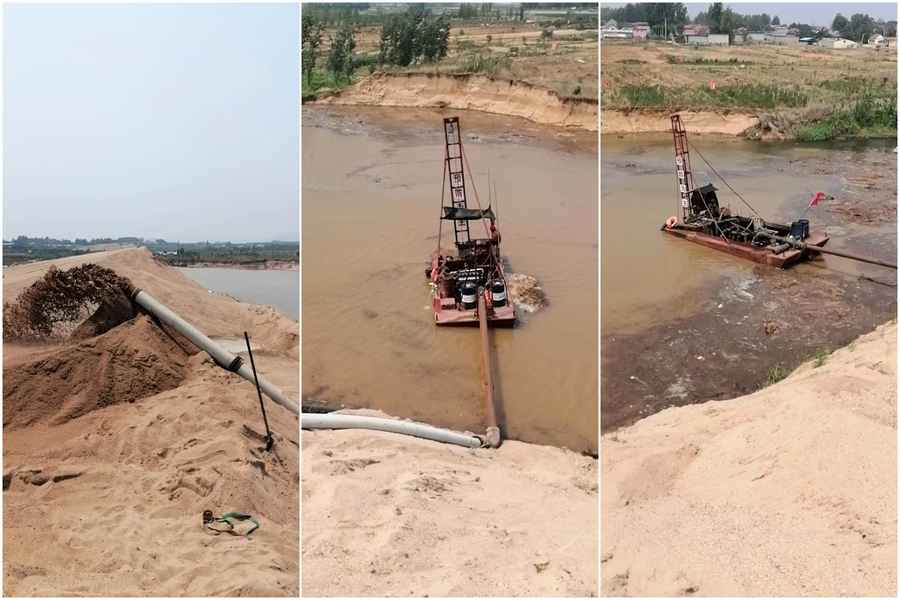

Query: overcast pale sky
[
  {"left": 604, "top": 2, "right": 897, "bottom": 27},
  {"left": 684, "top": 3, "right": 896, "bottom": 26},
  {"left": 4, "top": 4, "right": 299, "bottom": 243}
]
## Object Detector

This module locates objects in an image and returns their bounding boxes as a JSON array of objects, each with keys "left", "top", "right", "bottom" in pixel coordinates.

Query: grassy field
[
  {"left": 601, "top": 41, "right": 896, "bottom": 139},
  {"left": 305, "top": 21, "right": 598, "bottom": 100}
]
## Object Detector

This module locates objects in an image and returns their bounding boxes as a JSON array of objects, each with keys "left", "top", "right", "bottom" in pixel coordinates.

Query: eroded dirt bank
[
  {"left": 602, "top": 109, "right": 758, "bottom": 136},
  {"left": 3, "top": 248, "right": 299, "bottom": 596},
  {"left": 602, "top": 322, "right": 897, "bottom": 596},
  {"left": 315, "top": 72, "right": 598, "bottom": 131},
  {"left": 302, "top": 415, "right": 598, "bottom": 596}
]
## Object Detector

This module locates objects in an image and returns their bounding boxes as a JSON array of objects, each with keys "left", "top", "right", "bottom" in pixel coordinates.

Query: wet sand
[
  {"left": 302, "top": 106, "right": 598, "bottom": 454},
  {"left": 601, "top": 137, "right": 897, "bottom": 432}
]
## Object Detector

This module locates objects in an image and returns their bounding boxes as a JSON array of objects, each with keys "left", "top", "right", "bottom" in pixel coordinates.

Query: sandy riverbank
[
  {"left": 602, "top": 321, "right": 897, "bottom": 596},
  {"left": 602, "top": 109, "right": 758, "bottom": 136},
  {"left": 314, "top": 72, "right": 598, "bottom": 131},
  {"left": 302, "top": 416, "right": 598, "bottom": 597},
  {"left": 3, "top": 248, "right": 299, "bottom": 596},
  {"left": 172, "top": 260, "right": 299, "bottom": 272}
]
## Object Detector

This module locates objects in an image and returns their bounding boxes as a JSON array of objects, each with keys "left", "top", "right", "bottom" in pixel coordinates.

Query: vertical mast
[
  {"left": 443, "top": 117, "right": 471, "bottom": 246},
  {"left": 670, "top": 114, "right": 694, "bottom": 220}
]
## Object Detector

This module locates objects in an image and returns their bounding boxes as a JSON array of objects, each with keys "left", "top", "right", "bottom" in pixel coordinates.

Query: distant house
[
  {"left": 683, "top": 24, "right": 709, "bottom": 37},
  {"left": 867, "top": 33, "right": 887, "bottom": 48},
  {"left": 767, "top": 34, "right": 799, "bottom": 45},
  {"left": 601, "top": 19, "right": 633, "bottom": 40},
  {"left": 819, "top": 37, "right": 859, "bottom": 49},
  {"left": 687, "top": 33, "right": 729, "bottom": 46},
  {"left": 746, "top": 32, "right": 767, "bottom": 43},
  {"left": 887, "top": 37, "right": 897, "bottom": 49},
  {"left": 631, "top": 21, "right": 650, "bottom": 40}
]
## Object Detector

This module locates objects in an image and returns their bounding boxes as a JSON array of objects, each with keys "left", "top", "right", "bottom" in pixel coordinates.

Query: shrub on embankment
[{"left": 797, "top": 93, "right": 898, "bottom": 142}]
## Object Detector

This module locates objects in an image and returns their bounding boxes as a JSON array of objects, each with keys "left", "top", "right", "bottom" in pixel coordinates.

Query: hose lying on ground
[{"left": 301, "top": 413, "right": 483, "bottom": 448}]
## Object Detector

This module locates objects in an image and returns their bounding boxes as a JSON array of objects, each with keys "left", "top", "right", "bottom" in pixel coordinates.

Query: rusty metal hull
[{"left": 662, "top": 225, "right": 829, "bottom": 268}]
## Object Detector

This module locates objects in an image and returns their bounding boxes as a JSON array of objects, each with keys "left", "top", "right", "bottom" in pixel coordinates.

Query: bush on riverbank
[{"left": 797, "top": 93, "right": 897, "bottom": 141}]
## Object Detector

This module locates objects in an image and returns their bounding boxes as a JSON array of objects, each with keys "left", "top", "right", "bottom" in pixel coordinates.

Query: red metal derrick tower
[{"left": 670, "top": 114, "right": 695, "bottom": 221}]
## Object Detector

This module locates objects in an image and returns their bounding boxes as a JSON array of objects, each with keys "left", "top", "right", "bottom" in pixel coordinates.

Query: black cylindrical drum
[
  {"left": 461, "top": 281, "right": 478, "bottom": 310},
  {"left": 491, "top": 280, "right": 507, "bottom": 307}
]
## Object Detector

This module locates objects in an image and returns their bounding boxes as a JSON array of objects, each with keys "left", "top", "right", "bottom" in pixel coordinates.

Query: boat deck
[
  {"left": 432, "top": 295, "right": 516, "bottom": 326},
  {"left": 663, "top": 226, "right": 830, "bottom": 268}
]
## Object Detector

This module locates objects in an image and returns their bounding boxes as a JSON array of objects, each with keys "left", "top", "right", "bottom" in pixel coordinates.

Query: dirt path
[
  {"left": 602, "top": 321, "right": 897, "bottom": 596},
  {"left": 3, "top": 248, "right": 299, "bottom": 596}
]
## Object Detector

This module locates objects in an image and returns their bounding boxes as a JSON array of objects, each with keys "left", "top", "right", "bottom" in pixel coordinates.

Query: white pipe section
[
  {"left": 302, "top": 413, "right": 483, "bottom": 448},
  {"left": 132, "top": 289, "right": 299, "bottom": 416}
]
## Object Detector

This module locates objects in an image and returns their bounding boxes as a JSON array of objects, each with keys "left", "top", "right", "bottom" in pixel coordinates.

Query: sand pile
[
  {"left": 302, "top": 429, "right": 597, "bottom": 596},
  {"left": 4, "top": 315, "right": 195, "bottom": 429},
  {"left": 602, "top": 322, "right": 897, "bottom": 596},
  {"left": 3, "top": 264, "right": 134, "bottom": 340},
  {"left": 3, "top": 249, "right": 299, "bottom": 596},
  {"left": 3, "top": 248, "right": 298, "bottom": 355}
]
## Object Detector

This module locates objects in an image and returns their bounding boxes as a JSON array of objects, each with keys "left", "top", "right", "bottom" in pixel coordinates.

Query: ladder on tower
[
  {"left": 443, "top": 117, "right": 471, "bottom": 246},
  {"left": 670, "top": 114, "right": 694, "bottom": 221}
]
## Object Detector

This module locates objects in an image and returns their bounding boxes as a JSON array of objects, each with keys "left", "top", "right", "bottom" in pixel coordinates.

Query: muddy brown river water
[
  {"left": 602, "top": 135, "right": 897, "bottom": 431},
  {"left": 302, "top": 107, "right": 598, "bottom": 453}
]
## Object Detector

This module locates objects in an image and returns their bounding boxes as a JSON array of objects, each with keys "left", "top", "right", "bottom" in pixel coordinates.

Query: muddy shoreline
[
  {"left": 167, "top": 260, "right": 298, "bottom": 271},
  {"left": 602, "top": 144, "right": 897, "bottom": 432}
]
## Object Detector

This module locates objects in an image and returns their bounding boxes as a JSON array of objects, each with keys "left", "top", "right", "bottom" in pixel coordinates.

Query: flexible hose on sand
[
  {"left": 301, "top": 413, "right": 483, "bottom": 448},
  {"left": 131, "top": 289, "right": 300, "bottom": 416}
]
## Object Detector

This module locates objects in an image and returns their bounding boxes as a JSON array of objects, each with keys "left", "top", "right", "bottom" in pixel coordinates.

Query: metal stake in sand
[{"left": 244, "top": 331, "right": 274, "bottom": 451}]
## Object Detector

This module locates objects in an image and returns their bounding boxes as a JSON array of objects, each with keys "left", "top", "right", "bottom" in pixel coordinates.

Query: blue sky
[{"left": 4, "top": 3, "right": 299, "bottom": 242}]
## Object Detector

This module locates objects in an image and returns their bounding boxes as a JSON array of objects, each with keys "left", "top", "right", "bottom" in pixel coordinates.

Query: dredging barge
[
  {"left": 426, "top": 117, "right": 516, "bottom": 326},
  {"left": 662, "top": 114, "right": 830, "bottom": 268}
]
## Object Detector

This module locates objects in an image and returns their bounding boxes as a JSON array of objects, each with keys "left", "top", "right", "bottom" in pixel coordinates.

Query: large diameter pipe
[
  {"left": 808, "top": 246, "right": 897, "bottom": 270},
  {"left": 131, "top": 289, "right": 299, "bottom": 416},
  {"left": 761, "top": 232, "right": 897, "bottom": 269},
  {"left": 478, "top": 292, "right": 501, "bottom": 448},
  {"left": 302, "top": 413, "right": 482, "bottom": 448}
]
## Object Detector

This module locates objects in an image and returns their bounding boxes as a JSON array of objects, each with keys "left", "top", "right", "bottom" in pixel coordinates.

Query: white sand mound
[
  {"left": 302, "top": 430, "right": 597, "bottom": 596},
  {"left": 602, "top": 322, "right": 897, "bottom": 597}
]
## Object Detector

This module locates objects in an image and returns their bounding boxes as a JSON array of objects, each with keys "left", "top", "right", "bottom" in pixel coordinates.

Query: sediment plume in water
[
  {"left": 507, "top": 273, "right": 547, "bottom": 313},
  {"left": 3, "top": 264, "right": 136, "bottom": 340}
]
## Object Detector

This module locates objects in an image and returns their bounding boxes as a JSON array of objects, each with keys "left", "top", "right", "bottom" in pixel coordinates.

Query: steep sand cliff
[
  {"left": 601, "top": 110, "right": 758, "bottom": 136},
  {"left": 317, "top": 72, "right": 598, "bottom": 131},
  {"left": 602, "top": 322, "right": 897, "bottom": 596}
]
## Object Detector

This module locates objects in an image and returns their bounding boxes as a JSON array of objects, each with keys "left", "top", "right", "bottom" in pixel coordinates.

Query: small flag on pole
[{"left": 808, "top": 191, "right": 826, "bottom": 209}]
